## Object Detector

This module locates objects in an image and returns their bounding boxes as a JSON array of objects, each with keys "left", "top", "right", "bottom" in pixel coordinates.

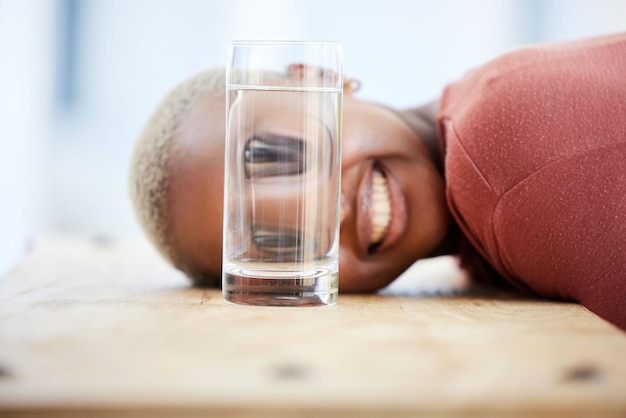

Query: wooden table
[{"left": 1, "top": 237, "right": 625, "bottom": 417}]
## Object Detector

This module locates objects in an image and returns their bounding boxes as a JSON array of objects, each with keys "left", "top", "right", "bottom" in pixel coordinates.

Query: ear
[{"left": 343, "top": 78, "right": 361, "bottom": 96}]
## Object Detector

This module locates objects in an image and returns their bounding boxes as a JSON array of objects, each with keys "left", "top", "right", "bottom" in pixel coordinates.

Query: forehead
[{"left": 173, "top": 91, "right": 227, "bottom": 156}]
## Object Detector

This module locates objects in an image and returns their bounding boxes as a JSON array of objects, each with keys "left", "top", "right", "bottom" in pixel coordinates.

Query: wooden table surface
[{"left": 1, "top": 237, "right": 625, "bottom": 417}]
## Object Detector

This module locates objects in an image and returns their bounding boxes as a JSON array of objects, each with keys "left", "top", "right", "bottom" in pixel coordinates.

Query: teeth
[{"left": 370, "top": 168, "right": 391, "bottom": 245}]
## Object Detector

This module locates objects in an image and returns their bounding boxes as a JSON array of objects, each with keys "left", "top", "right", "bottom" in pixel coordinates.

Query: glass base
[{"left": 223, "top": 270, "right": 338, "bottom": 306}]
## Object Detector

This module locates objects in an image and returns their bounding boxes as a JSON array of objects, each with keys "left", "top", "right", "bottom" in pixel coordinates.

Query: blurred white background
[{"left": 1, "top": 0, "right": 626, "bottom": 276}]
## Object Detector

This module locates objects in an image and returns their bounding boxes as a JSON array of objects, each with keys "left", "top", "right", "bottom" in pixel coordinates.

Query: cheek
[
  {"left": 410, "top": 164, "right": 450, "bottom": 246},
  {"left": 341, "top": 102, "right": 424, "bottom": 169}
]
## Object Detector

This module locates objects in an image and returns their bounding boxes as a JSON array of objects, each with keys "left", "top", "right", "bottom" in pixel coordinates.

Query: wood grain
[{"left": 1, "top": 236, "right": 625, "bottom": 417}]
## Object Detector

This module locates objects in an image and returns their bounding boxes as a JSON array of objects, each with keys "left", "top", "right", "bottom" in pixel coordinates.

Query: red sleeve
[{"left": 438, "top": 33, "right": 626, "bottom": 330}]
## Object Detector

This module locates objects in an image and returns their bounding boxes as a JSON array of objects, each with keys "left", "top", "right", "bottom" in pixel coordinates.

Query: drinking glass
[{"left": 222, "top": 41, "right": 343, "bottom": 306}]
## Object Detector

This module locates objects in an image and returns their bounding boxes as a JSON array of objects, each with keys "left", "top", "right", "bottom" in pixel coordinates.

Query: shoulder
[
  {"left": 437, "top": 33, "right": 626, "bottom": 312},
  {"left": 439, "top": 32, "right": 626, "bottom": 195},
  {"left": 441, "top": 32, "right": 626, "bottom": 122}
]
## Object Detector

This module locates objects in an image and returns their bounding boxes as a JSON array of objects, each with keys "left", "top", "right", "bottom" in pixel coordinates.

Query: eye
[
  {"left": 244, "top": 134, "right": 306, "bottom": 178},
  {"left": 252, "top": 226, "right": 302, "bottom": 257}
]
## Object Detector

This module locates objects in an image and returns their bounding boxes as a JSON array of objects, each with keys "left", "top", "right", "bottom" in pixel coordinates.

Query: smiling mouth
[
  {"left": 369, "top": 166, "right": 391, "bottom": 250},
  {"left": 361, "top": 161, "right": 408, "bottom": 255}
]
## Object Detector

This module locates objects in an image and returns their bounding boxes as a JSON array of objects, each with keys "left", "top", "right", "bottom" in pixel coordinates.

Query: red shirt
[{"left": 437, "top": 33, "right": 626, "bottom": 330}]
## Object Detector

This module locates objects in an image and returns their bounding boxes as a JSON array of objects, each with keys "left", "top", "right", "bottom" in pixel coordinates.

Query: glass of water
[{"left": 222, "top": 41, "right": 343, "bottom": 306}]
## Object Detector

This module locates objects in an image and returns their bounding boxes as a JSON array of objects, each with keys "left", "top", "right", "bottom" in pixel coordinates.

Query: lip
[{"left": 356, "top": 160, "right": 408, "bottom": 255}]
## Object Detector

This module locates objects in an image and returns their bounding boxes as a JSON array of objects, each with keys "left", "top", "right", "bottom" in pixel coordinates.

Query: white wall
[
  {"left": 0, "top": 0, "right": 55, "bottom": 274},
  {"left": 1, "top": 0, "right": 625, "bottom": 275}
]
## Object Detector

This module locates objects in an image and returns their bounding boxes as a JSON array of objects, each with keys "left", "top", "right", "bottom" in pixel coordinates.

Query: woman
[{"left": 130, "top": 32, "right": 625, "bottom": 330}]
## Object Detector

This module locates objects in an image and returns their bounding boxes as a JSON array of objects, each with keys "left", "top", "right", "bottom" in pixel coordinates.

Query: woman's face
[{"left": 168, "top": 91, "right": 449, "bottom": 292}]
